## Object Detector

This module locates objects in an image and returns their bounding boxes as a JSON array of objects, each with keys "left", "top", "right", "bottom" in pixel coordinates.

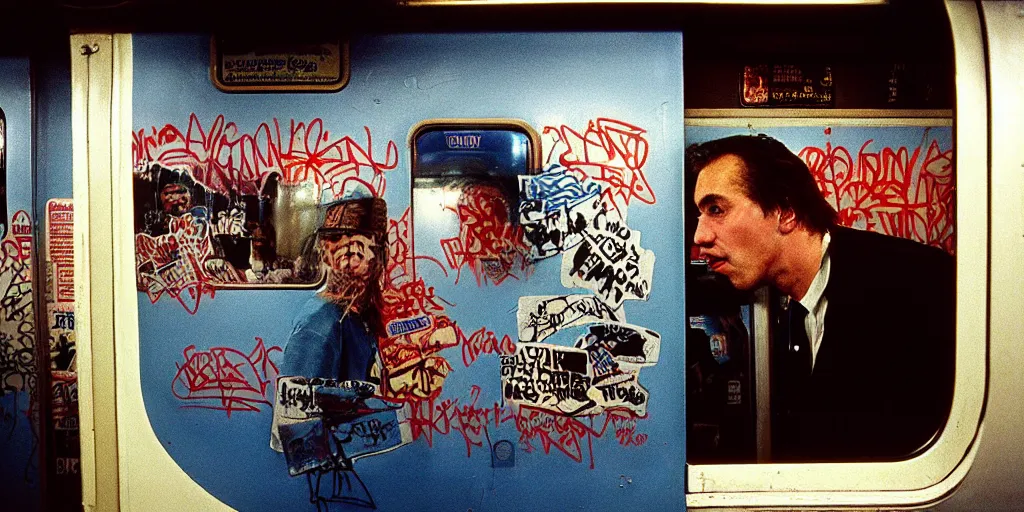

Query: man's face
[
  {"left": 693, "top": 154, "right": 783, "bottom": 291},
  {"left": 160, "top": 184, "right": 192, "bottom": 216},
  {"left": 251, "top": 227, "right": 270, "bottom": 251},
  {"left": 319, "top": 232, "right": 377, "bottom": 279}
]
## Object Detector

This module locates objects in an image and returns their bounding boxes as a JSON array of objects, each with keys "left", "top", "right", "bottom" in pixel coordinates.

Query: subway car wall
[{"left": 130, "top": 33, "right": 685, "bottom": 511}]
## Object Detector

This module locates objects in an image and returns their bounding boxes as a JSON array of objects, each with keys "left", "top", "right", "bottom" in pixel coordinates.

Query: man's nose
[{"left": 693, "top": 216, "right": 714, "bottom": 246}]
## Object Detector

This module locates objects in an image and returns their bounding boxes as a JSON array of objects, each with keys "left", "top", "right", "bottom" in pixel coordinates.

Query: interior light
[
  {"left": 401, "top": 0, "right": 885, "bottom": 5},
  {"left": 441, "top": 187, "right": 462, "bottom": 211},
  {"left": 414, "top": 187, "right": 462, "bottom": 229}
]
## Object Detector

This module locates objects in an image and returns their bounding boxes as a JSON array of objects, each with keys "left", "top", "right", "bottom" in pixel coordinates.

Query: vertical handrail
[{"left": 752, "top": 286, "right": 771, "bottom": 463}]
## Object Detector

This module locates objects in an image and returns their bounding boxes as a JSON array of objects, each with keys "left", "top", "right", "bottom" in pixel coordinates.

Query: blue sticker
[{"left": 491, "top": 440, "right": 515, "bottom": 468}]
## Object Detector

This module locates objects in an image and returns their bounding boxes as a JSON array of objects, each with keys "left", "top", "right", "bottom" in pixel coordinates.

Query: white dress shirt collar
[{"left": 796, "top": 231, "right": 831, "bottom": 368}]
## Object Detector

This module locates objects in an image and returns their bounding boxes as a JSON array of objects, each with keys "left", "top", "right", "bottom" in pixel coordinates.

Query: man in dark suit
[{"left": 687, "top": 134, "right": 955, "bottom": 462}]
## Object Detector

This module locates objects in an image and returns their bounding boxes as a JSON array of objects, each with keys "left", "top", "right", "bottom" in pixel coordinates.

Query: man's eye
[{"left": 707, "top": 205, "right": 724, "bottom": 215}]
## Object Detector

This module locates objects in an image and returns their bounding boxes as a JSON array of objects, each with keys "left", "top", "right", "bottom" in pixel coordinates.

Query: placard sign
[
  {"left": 741, "top": 64, "right": 834, "bottom": 107},
  {"left": 211, "top": 37, "right": 349, "bottom": 92}
]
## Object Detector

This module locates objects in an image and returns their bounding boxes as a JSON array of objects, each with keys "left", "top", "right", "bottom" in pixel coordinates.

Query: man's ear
[{"left": 777, "top": 207, "right": 798, "bottom": 234}]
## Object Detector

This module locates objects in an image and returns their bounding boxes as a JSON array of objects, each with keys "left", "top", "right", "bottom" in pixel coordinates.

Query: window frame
[
  {"left": 0, "top": 108, "right": 6, "bottom": 240},
  {"left": 408, "top": 118, "right": 542, "bottom": 177},
  {"left": 684, "top": 2, "right": 987, "bottom": 508},
  {"left": 407, "top": 118, "right": 542, "bottom": 277}
]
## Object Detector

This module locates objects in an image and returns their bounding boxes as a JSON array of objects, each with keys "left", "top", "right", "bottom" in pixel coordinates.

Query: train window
[
  {"left": 686, "top": 118, "right": 956, "bottom": 463},
  {"left": 409, "top": 120, "right": 539, "bottom": 287},
  {"left": 133, "top": 162, "right": 325, "bottom": 290},
  {"left": 132, "top": 127, "right": 350, "bottom": 292},
  {"left": 684, "top": 1, "right": 986, "bottom": 507}
]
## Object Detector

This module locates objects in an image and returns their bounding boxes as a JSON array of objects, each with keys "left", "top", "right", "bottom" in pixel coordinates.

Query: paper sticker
[
  {"left": 517, "top": 294, "right": 623, "bottom": 343},
  {"left": 500, "top": 322, "right": 661, "bottom": 417},
  {"left": 560, "top": 214, "right": 655, "bottom": 309}
]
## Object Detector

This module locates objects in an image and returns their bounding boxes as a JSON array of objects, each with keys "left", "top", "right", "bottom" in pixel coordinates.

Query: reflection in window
[
  {"left": 132, "top": 163, "right": 321, "bottom": 292},
  {"left": 411, "top": 123, "right": 536, "bottom": 286}
]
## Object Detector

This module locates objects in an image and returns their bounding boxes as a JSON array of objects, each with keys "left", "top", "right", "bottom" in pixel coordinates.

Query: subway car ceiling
[
  {"left": 0, "top": 0, "right": 951, "bottom": 42},
  {"left": 0, "top": 0, "right": 956, "bottom": 111},
  {"left": 0, "top": 0, "right": 953, "bottom": 119}
]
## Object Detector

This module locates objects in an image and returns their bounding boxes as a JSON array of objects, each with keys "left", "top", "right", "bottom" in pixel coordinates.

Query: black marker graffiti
[
  {"left": 563, "top": 206, "right": 654, "bottom": 308},
  {"left": 518, "top": 294, "right": 621, "bottom": 344},
  {"left": 500, "top": 344, "right": 595, "bottom": 415}
]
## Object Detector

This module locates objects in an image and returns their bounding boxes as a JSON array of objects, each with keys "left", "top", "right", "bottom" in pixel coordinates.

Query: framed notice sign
[
  {"left": 740, "top": 64, "right": 834, "bottom": 108},
  {"left": 210, "top": 36, "right": 350, "bottom": 92}
]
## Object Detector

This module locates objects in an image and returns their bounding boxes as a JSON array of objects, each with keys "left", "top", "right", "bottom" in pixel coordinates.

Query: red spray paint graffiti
[
  {"left": 382, "top": 279, "right": 448, "bottom": 324},
  {"left": 171, "top": 337, "right": 282, "bottom": 416},
  {"left": 373, "top": 204, "right": 649, "bottom": 468},
  {"left": 374, "top": 207, "right": 460, "bottom": 406},
  {"left": 543, "top": 118, "right": 654, "bottom": 212},
  {"left": 383, "top": 207, "right": 448, "bottom": 322},
  {"left": 386, "top": 207, "right": 416, "bottom": 283},
  {"left": 406, "top": 386, "right": 518, "bottom": 456},
  {"left": 133, "top": 114, "right": 398, "bottom": 199},
  {"left": 405, "top": 392, "right": 642, "bottom": 469},
  {"left": 2, "top": 210, "right": 33, "bottom": 263},
  {"left": 377, "top": 212, "right": 637, "bottom": 466},
  {"left": 612, "top": 416, "right": 648, "bottom": 447},
  {"left": 799, "top": 129, "right": 955, "bottom": 253},
  {"left": 377, "top": 207, "right": 519, "bottom": 418},
  {"left": 135, "top": 213, "right": 242, "bottom": 314},
  {"left": 515, "top": 405, "right": 614, "bottom": 468},
  {"left": 461, "top": 327, "right": 515, "bottom": 368},
  {"left": 440, "top": 185, "right": 530, "bottom": 286},
  {"left": 403, "top": 381, "right": 647, "bottom": 468}
]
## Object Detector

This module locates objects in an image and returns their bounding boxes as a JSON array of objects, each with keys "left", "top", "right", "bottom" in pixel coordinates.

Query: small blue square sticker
[{"left": 491, "top": 440, "right": 515, "bottom": 468}]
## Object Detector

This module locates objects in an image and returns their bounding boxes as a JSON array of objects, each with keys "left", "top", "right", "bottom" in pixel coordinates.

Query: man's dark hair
[
  {"left": 686, "top": 134, "right": 837, "bottom": 234},
  {"left": 155, "top": 164, "right": 197, "bottom": 194}
]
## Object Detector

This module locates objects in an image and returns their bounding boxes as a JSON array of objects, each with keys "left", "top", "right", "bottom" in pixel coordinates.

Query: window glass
[
  {"left": 133, "top": 154, "right": 324, "bottom": 289},
  {"left": 685, "top": 122, "right": 955, "bottom": 464},
  {"left": 411, "top": 124, "right": 534, "bottom": 287}
]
